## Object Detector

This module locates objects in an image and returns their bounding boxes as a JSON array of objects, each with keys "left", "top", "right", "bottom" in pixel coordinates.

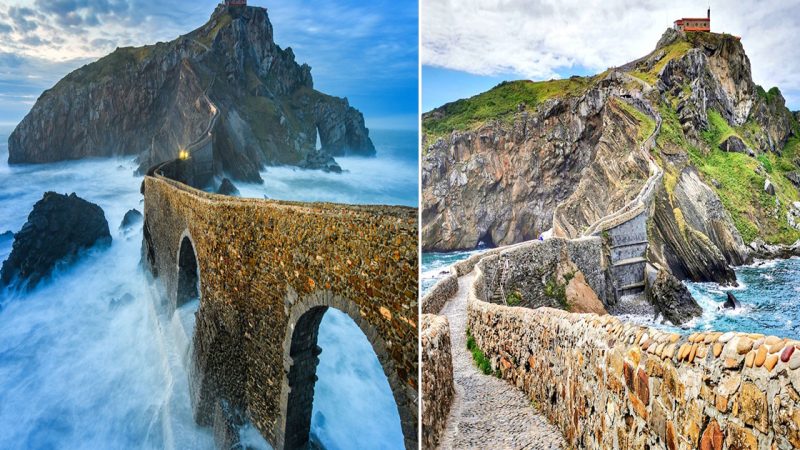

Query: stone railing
[
  {"left": 466, "top": 242, "right": 800, "bottom": 450},
  {"left": 421, "top": 314, "right": 455, "bottom": 450},
  {"left": 421, "top": 272, "right": 458, "bottom": 315}
]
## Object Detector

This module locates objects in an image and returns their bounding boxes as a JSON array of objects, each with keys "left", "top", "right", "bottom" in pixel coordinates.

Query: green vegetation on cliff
[
  {"left": 422, "top": 76, "right": 597, "bottom": 141},
  {"left": 614, "top": 98, "right": 656, "bottom": 144},
  {"left": 684, "top": 110, "right": 800, "bottom": 244}
]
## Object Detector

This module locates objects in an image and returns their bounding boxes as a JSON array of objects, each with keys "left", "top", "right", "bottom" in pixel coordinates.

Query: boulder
[
  {"left": 785, "top": 171, "right": 800, "bottom": 188},
  {"left": 764, "top": 179, "right": 775, "bottom": 195},
  {"left": 120, "top": 209, "right": 143, "bottom": 230},
  {"left": 298, "top": 149, "right": 342, "bottom": 173},
  {"left": 647, "top": 269, "right": 703, "bottom": 325},
  {"left": 722, "top": 291, "right": 740, "bottom": 309},
  {"left": 217, "top": 178, "right": 240, "bottom": 196},
  {"left": 565, "top": 271, "right": 607, "bottom": 315},
  {"left": 1, "top": 192, "right": 111, "bottom": 290},
  {"left": 719, "top": 135, "right": 754, "bottom": 157}
]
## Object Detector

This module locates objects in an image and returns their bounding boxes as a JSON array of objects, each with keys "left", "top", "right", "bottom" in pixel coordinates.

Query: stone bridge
[{"left": 141, "top": 161, "right": 418, "bottom": 449}]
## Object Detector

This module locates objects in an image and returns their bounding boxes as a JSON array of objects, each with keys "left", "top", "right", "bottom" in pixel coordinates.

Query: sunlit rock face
[{"left": 8, "top": 5, "right": 375, "bottom": 183}]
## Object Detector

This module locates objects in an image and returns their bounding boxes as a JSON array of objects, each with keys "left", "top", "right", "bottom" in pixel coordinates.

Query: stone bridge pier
[{"left": 141, "top": 164, "right": 418, "bottom": 449}]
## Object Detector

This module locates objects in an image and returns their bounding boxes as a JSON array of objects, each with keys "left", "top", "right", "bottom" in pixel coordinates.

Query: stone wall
[
  {"left": 421, "top": 314, "right": 455, "bottom": 450},
  {"left": 479, "top": 237, "right": 606, "bottom": 308},
  {"left": 467, "top": 256, "right": 800, "bottom": 450},
  {"left": 421, "top": 270, "right": 457, "bottom": 315},
  {"left": 142, "top": 173, "right": 418, "bottom": 449}
]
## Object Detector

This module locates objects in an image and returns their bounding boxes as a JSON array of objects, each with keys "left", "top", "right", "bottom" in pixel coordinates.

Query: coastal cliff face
[
  {"left": 423, "top": 29, "right": 800, "bottom": 284},
  {"left": 8, "top": 5, "right": 375, "bottom": 182}
]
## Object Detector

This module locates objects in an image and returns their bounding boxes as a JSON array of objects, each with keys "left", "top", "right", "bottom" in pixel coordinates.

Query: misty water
[
  {"left": 422, "top": 250, "right": 800, "bottom": 339},
  {"left": 0, "top": 127, "right": 414, "bottom": 449}
]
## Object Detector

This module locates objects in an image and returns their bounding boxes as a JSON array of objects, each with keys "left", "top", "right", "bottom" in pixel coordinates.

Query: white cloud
[{"left": 422, "top": 0, "right": 800, "bottom": 106}]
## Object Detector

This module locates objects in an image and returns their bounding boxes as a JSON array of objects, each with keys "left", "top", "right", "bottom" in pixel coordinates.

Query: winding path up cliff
[
  {"left": 422, "top": 29, "right": 800, "bottom": 285},
  {"left": 9, "top": 4, "right": 375, "bottom": 183}
]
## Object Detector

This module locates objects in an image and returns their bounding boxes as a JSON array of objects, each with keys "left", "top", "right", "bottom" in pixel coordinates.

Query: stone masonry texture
[
  {"left": 421, "top": 314, "right": 454, "bottom": 449},
  {"left": 465, "top": 238, "right": 800, "bottom": 450},
  {"left": 142, "top": 171, "right": 418, "bottom": 449}
]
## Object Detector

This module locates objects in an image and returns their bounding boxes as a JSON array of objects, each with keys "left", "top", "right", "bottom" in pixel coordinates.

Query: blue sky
[
  {"left": 423, "top": 0, "right": 800, "bottom": 113},
  {"left": 0, "top": 0, "right": 418, "bottom": 130}
]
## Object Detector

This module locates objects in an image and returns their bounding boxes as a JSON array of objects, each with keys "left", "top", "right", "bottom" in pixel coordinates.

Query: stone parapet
[
  {"left": 467, "top": 253, "right": 800, "bottom": 450},
  {"left": 421, "top": 314, "right": 455, "bottom": 449}
]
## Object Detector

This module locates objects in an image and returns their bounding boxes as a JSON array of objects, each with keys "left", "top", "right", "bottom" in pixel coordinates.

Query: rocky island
[
  {"left": 8, "top": 3, "right": 375, "bottom": 184},
  {"left": 423, "top": 28, "right": 800, "bottom": 299}
]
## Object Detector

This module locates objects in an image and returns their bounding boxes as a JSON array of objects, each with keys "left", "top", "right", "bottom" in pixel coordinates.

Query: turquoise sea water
[
  {"left": 0, "top": 126, "right": 409, "bottom": 449},
  {"left": 422, "top": 250, "right": 800, "bottom": 339}
]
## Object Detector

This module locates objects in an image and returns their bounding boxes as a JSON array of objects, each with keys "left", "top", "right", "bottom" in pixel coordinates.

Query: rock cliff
[
  {"left": 422, "top": 29, "right": 800, "bottom": 285},
  {"left": 8, "top": 4, "right": 375, "bottom": 183}
]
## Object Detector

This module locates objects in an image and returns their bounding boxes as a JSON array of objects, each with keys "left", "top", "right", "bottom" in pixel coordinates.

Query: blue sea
[
  {"left": 422, "top": 250, "right": 800, "bottom": 339},
  {"left": 0, "top": 126, "right": 412, "bottom": 449}
]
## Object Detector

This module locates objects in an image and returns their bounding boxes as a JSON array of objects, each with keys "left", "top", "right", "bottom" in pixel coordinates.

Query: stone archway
[
  {"left": 277, "top": 290, "right": 408, "bottom": 450},
  {"left": 176, "top": 233, "right": 200, "bottom": 308}
]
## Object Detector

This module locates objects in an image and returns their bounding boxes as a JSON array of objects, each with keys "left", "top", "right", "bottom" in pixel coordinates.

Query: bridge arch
[
  {"left": 176, "top": 230, "right": 200, "bottom": 309},
  {"left": 276, "top": 289, "right": 409, "bottom": 449}
]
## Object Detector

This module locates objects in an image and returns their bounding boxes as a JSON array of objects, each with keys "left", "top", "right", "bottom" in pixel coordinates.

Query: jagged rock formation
[
  {"left": 422, "top": 28, "right": 800, "bottom": 286},
  {"left": 1, "top": 192, "right": 111, "bottom": 290},
  {"left": 646, "top": 268, "right": 702, "bottom": 324},
  {"left": 8, "top": 4, "right": 375, "bottom": 183},
  {"left": 120, "top": 208, "right": 143, "bottom": 230}
]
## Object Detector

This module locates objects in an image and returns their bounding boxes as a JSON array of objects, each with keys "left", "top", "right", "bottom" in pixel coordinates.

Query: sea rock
[
  {"left": 298, "top": 149, "right": 343, "bottom": 173},
  {"left": 120, "top": 209, "right": 143, "bottom": 230},
  {"left": 217, "top": 178, "right": 240, "bottom": 196},
  {"left": 647, "top": 269, "right": 702, "bottom": 325},
  {"left": 1, "top": 192, "right": 111, "bottom": 289},
  {"left": 722, "top": 292, "right": 740, "bottom": 309},
  {"left": 719, "top": 135, "right": 754, "bottom": 157},
  {"left": 748, "top": 238, "right": 800, "bottom": 259},
  {"left": 764, "top": 180, "right": 775, "bottom": 195},
  {"left": 8, "top": 5, "right": 373, "bottom": 182}
]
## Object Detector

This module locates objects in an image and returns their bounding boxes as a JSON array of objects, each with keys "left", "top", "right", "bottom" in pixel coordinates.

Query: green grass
[
  {"left": 614, "top": 98, "right": 656, "bottom": 144},
  {"left": 630, "top": 40, "right": 693, "bottom": 86},
  {"left": 544, "top": 273, "right": 573, "bottom": 311},
  {"left": 506, "top": 290, "right": 522, "bottom": 306},
  {"left": 656, "top": 101, "right": 688, "bottom": 149},
  {"left": 701, "top": 110, "right": 737, "bottom": 148},
  {"left": 687, "top": 119, "right": 800, "bottom": 244},
  {"left": 422, "top": 77, "right": 597, "bottom": 141},
  {"left": 466, "top": 329, "right": 493, "bottom": 376}
]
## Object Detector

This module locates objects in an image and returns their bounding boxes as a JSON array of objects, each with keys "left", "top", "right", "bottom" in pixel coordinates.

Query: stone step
[
  {"left": 618, "top": 281, "right": 646, "bottom": 291},
  {"left": 610, "top": 242, "right": 648, "bottom": 263},
  {"left": 609, "top": 239, "right": 649, "bottom": 248},
  {"left": 612, "top": 256, "right": 647, "bottom": 267}
]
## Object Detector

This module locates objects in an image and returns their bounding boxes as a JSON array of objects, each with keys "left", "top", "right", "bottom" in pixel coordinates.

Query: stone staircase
[
  {"left": 491, "top": 258, "right": 510, "bottom": 303},
  {"left": 581, "top": 89, "right": 663, "bottom": 301}
]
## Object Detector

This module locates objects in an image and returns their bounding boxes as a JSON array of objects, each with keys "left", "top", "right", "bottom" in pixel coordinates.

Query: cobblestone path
[{"left": 438, "top": 272, "right": 567, "bottom": 449}]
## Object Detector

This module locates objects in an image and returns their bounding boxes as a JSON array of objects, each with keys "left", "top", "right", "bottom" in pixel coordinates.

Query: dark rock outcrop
[
  {"left": 8, "top": 4, "right": 374, "bottom": 181},
  {"left": 785, "top": 171, "right": 800, "bottom": 187},
  {"left": 719, "top": 135, "right": 754, "bottom": 157},
  {"left": 722, "top": 291, "right": 740, "bottom": 309},
  {"left": 1, "top": 192, "right": 111, "bottom": 289},
  {"left": 648, "top": 269, "right": 702, "bottom": 325},
  {"left": 120, "top": 209, "right": 143, "bottom": 230},
  {"left": 298, "top": 149, "right": 343, "bottom": 173},
  {"left": 217, "top": 178, "right": 240, "bottom": 196}
]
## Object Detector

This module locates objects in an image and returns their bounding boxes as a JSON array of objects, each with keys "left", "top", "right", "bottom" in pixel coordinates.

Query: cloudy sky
[
  {"left": 422, "top": 0, "right": 800, "bottom": 112},
  {"left": 0, "top": 0, "right": 418, "bottom": 129}
]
